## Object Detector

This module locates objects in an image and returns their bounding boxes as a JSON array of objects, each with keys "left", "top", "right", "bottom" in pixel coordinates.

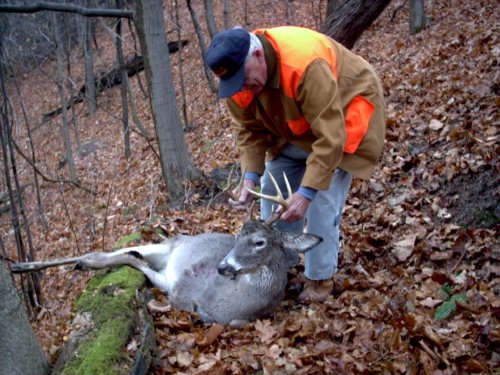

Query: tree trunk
[
  {"left": 64, "top": 13, "right": 82, "bottom": 149},
  {"left": 186, "top": 0, "right": 216, "bottom": 93},
  {"left": 311, "top": 0, "right": 323, "bottom": 30},
  {"left": 244, "top": 0, "right": 249, "bottom": 26},
  {"left": 223, "top": 0, "right": 231, "bottom": 29},
  {"left": 134, "top": 0, "right": 199, "bottom": 202},
  {"left": 326, "top": 0, "right": 339, "bottom": 15},
  {"left": 82, "top": 0, "right": 97, "bottom": 113},
  {"left": 0, "top": 56, "right": 43, "bottom": 312},
  {"left": 284, "top": 0, "right": 296, "bottom": 25},
  {"left": 8, "top": 65, "right": 48, "bottom": 230},
  {"left": 52, "top": 12, "right": 78, "bottom": 182},
  {"left": 410, "top": 0, "right": 428, "bottom": 34},
  {"left": 321, "top": 0, "right": 392, "bottom": 49},
  {"left": 0, "top": 261, "right": 50, "bottom": 375},
  {"left": 125, "top": 74, "right": 151, "bottom": 139},
  {"left": 174, "top": 0, "right": 190, "bottom": 130},
  {"left": 203, "top": 0, "right": 217, "bottom": 39},
  {"left": 0, "top": 2, "right": 134, "bottom": 18},
  {"left": 4, "top": 112, "right": 42, "bottom": 308},
  {"left": 126, "top": 17, "right": 149, "bottom": 100},
  {"left": 115, "top": 0, "right": 131, "bottom": 159}
]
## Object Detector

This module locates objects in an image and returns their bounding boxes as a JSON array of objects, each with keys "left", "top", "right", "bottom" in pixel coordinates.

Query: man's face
[{"left": 242, "top": 49, "right": 267, "bottom": 95}]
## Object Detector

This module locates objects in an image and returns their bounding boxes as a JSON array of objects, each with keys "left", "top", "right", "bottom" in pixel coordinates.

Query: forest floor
[{"left": 1, "top": 0, "right": 498, "bottom": 373}]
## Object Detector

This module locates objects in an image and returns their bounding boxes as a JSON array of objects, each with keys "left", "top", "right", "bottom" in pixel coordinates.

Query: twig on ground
[
  {"left": 456, "top": 300, "right": 481, "bottom": 314},
  {"left": 450, "top": 247, "right": 467, "bottom": 274},
  {"left": 418, "top": 340, "right": 442, "bottom": 364}
]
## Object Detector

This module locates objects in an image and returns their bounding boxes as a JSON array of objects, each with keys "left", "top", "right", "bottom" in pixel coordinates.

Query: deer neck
[{"left": 240, "top": 261, "right": 287, "bottom": 289}]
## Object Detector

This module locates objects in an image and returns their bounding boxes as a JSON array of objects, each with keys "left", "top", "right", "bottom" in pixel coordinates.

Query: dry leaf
[
  {"left": 419, "top": 297, "right": 443, "bottom": 308},
  {"left": 392, "top": 234, "right": 417, "bottom": 261},
  {"left": 196, "top": 324, "right": 224, "bottom": 347},
  {"left": 429, "top": 119, "right": 444, "bottom": 131},
  {"left": 176, "top": 351, "right": 193, "bottom": 367}
]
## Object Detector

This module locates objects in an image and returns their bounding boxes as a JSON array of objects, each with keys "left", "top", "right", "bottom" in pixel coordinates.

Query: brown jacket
[{"left": 227, "top": 27, "right": 386, "bottom": 191}]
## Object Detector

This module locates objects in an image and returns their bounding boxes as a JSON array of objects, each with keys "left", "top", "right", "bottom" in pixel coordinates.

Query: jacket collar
[{"left": 256, "top": 32, "right": 279, "bottom": 89}]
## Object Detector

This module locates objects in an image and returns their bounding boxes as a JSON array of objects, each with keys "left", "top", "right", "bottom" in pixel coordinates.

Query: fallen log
[
  {"left": 50, "top": 266, "right": 158, "bottom": 374},
  {"left": 43, "top": 40, "right": 188, "bottom": 120}
]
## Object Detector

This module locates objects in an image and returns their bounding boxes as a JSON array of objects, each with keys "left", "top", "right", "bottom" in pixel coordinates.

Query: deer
[{"left": 11, "top": 172, "right": 322, "bottom": 327}]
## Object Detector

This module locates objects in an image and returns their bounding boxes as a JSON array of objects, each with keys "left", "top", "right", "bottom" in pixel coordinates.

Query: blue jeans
[{"left": 260, "top": 144, "right": 352, "bottom": 280}]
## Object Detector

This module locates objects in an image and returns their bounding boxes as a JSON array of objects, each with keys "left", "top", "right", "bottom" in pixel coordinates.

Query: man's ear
[{"left": 254, "top": 48, "right": 264, "bottom": 60}]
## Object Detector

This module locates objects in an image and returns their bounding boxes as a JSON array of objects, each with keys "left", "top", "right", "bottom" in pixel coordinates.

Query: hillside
[{"left": 1, "top": 0, "right": 498, "bottom": 373}]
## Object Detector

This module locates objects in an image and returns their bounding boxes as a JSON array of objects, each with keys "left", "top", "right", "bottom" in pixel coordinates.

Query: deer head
[{"left": 218, "top": 171, "right": 317, "bottom": 278}]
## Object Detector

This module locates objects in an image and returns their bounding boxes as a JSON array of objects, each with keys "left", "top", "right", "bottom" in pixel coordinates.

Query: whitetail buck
[{"left": 12, "top": 173, "right": 322, "bottom": 327}]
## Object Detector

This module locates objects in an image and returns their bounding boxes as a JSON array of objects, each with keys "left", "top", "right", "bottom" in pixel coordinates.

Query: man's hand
[
  {"left": 279, "top": 192, "right": 310, "bottom": 223},
  {"left": 229, "top": 179, "right": 256, "bottom": 210}
]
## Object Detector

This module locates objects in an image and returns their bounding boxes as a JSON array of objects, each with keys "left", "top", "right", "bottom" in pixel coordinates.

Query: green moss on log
[
  {"left": 61, "top": 266, "right": 146, "bottom": 375},
  {"left": 61, "top": 318, "right": 131, "bottom": 375},
  {"left": 76, "top": 266, "right": 145, "bottom": 327}
]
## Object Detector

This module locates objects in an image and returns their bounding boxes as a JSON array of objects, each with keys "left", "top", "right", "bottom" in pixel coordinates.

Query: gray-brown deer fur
[{"left": 12, "top": 220, "right": 322, "bottom": 326}]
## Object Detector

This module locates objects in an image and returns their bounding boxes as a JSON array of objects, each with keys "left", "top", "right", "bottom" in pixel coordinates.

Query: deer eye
[{"left": 254, "top": 239, "right": 266, "bottom": 249}]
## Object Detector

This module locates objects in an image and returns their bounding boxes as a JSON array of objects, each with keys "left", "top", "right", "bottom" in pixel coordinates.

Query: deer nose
[
  {"left": 217, "top": 260, "right": 237, "bottom": 276},
  {"left": 217, "top": 262, "right": 230, "bottom": 275}
]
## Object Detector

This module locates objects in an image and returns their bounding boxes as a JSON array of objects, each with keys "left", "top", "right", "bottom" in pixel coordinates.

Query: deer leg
[
  {"left": 11, "top": 256, "right": 87, "bottom": 273},
  {"left": 12, "top": 244, "right": 172, "bottom": 294},
  {"left": 95, "top": 243, "right": 172, "bottom": 271},
  {"left": 75, "top": 251, "right": 170, "bottom": 292},
  {"left": 127, "top": 260, "right": 170, "bottom": 292},
  {"left": 194, "top": 305, "right": 217, "bottom": 324},
  {"left": 229, "top": 318, "right": 250, "bottom": 328},
  {"left": 12, "top": 243, "right": 171, "bottom": 273}
]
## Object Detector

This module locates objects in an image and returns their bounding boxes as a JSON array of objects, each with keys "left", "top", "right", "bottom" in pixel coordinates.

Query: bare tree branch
[
  {"left": 0, "top": 1, "right": 134, "bottom": 19},
  {"left": 11, "top": 140, "right": 92, "bottom": 193}
]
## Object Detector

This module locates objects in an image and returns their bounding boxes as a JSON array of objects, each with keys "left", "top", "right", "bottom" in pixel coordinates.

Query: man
[{"left": 206, "top": 26, "right": 386, "bottom": 302}]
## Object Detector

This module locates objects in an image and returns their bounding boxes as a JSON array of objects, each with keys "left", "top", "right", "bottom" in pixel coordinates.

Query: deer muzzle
[{"left": 217, "top": 260, "right": 238, "bottom": 279}]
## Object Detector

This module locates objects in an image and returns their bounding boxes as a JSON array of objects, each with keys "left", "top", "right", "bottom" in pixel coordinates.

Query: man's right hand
[{"left": 229, "top": 179, "right": 256, "bottom": 210}]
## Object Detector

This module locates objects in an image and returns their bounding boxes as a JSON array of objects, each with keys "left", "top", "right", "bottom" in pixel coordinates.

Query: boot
[{"left": 297, "top": 278, "right": 334, "bottom": 303}]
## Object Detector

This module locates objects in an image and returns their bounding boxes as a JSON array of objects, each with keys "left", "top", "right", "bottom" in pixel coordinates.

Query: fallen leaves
[
  {"left": 429, "top": 119, "right": 444, "bottom": 131},
  {"left": 392, "top": 233, "right": 417, "bottom": 261},
  {"left": 0, "top": 0, "right": 497, "bottom": 373}
]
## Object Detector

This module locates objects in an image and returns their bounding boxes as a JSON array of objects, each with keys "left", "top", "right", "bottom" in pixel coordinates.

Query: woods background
[{"left": 0, "top": 0, "right": 498, "bottom": 373}]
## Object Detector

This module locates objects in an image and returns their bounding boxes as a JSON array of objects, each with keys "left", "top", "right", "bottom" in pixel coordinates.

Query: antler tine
[
  {"left": 247, "top": 172, "right": 292, "bottom": 225},
  {"left": 222, "top": 165, "right": 246, "bottom": 201}
]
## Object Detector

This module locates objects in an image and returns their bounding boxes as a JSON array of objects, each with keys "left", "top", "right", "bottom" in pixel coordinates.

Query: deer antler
[
  {"left": 223, "top": 166, "right": 257, "bottom": 220},
  {"left": 222, "top": 165, "right": 246, "bottom": 201},
  {"left": 247, "top": 172, "right": 292, "bottom": 225}
]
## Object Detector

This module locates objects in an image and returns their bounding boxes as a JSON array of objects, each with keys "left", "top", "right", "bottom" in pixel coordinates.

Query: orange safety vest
[{"left": 231, "top": 27, "right": 374, "bottom": 154}]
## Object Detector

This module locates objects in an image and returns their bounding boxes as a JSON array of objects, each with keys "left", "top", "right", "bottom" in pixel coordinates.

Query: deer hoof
[{"left": 229, "top": 318, "right": 249, "bottom": 328}]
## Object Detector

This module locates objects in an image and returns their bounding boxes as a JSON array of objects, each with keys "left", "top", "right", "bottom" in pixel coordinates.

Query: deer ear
[{"left": 282, "top": 233, "right": 323, "bottom": 253}]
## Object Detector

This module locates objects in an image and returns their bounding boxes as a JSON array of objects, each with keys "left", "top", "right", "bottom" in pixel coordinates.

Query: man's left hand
[{"left": 279, "top": 192, "right": 311, "bottom": 223}]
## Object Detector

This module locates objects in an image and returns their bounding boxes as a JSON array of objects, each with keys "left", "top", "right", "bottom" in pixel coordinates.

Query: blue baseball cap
[{"left": 206, "top": 28, "right": 250, "bottom": 98}]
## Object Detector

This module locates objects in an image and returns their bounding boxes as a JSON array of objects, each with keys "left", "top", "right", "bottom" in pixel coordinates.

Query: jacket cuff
[
  {"left": 244, "top": 172, "right": 261, "bottom": 185},
  {"left": 298, "top": 186, "right": 317, "bottom": 201}
]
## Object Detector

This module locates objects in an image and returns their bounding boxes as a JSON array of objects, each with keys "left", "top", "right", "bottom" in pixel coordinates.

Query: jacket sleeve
[
  {"left": 296, "top": 60, "right": 346, "bottom": 190},
  {"left": 227, "top": 98, "right": 270, "bottom": 177}
]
